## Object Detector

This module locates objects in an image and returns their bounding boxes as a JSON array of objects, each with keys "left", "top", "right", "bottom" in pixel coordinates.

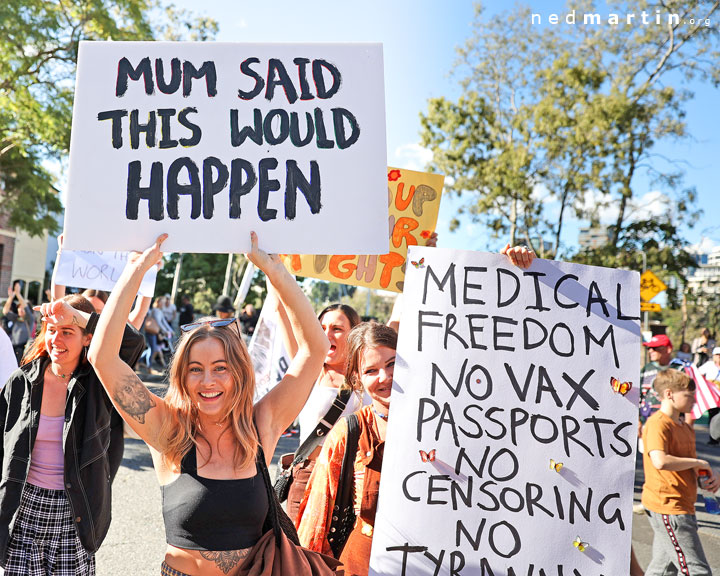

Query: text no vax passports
[{"left": 370, "top": 246, "right": 640, "bottom": 576}]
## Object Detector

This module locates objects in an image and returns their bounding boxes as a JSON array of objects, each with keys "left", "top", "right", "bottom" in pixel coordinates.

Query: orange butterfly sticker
[
  {"left": 411, "top": 257, "right": 425, "bottom": 269},
  {"left": 550, "top": 459, "right": 563, "bottom": 472},
  {"left": 419, "top": 449, "right": 436, "bottom": 463},
  {"left": 610, "top": 377, "right": 632, "bottom": 396}
]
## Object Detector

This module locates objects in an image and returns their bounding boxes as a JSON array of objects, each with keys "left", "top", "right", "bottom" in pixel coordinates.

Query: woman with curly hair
[
  {"left": 296, "top": 322, "right": 396, "bottom": 575},
  {"left": 275, "top": 300, "right": 365, "bottom": 523}
]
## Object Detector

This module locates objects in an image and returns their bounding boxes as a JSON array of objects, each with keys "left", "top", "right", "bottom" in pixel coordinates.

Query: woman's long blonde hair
[{"left": 159, "top": 318, "right": 258, "bottom": 470}]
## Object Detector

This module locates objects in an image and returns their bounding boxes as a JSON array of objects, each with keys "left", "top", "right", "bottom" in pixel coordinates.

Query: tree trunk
[
  {"left": 553, "top": 182, "right": 571, "bottom": 259},
  {"left": 610, "top": 180, "right": 632, "bottom": 249},
  {"left": 509, "top": 197, "right": 517, "bottom": 246},
  {"left": 170, "top": 254, "right": 183, "bottom": 302},
  {"left": 681, "top": 292, "right": 687, "bottom": 345}
]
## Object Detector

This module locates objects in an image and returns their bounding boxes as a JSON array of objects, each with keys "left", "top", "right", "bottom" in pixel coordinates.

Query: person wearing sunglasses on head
[{"left": 85, "top": 232, "right": 330, "bottom": 576}]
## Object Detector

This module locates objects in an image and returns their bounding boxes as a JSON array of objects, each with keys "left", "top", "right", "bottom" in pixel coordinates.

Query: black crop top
[{"left": 161, "top": 446, "right": 269, "bottom": 551}]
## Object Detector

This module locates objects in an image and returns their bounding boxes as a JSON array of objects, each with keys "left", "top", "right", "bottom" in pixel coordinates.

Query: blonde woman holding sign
[{"left": 87, "top": 233, "right": 335, "bottom": 576}]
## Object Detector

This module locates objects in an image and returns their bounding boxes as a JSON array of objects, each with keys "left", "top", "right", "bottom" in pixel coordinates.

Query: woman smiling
[
  {"left": 86, "top": 232, "right": 331, "bottom": 576},
  {"left": 0, "top": 293, "right": 144, "bottom": 575}
]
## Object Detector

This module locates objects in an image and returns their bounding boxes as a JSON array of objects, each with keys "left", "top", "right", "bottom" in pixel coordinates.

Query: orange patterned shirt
[{"left": 296, "top": 406, "right": 381, "bottom": 555}]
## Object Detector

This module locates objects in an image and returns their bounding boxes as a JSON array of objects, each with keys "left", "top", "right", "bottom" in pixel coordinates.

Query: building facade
[
  {"left": 0, "top": 213, "right": 16, "bottom": 295},
  {"left": 578, "top": 226, "right": 609, "bottom": 250},
  {"left": 11, "top": 229, "right": 49, "bottom": 304},
  {"left": 686, "top": 247, "right": 720, "bottom": 300}
]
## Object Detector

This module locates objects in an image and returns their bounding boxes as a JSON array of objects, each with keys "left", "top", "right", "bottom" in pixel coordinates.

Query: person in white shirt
[
  {"left": 699, "top": 347, "right": 720, "bottom": 382},
  {"left": 0, "top": 328, "right": 18, "bottom": 387},
  {"left": 161, "top": 294, "right": 177, "bottom": 333}
]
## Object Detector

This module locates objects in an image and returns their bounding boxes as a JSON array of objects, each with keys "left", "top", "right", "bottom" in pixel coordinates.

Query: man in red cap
[
  {"left": 639, "top": 334, "right": 674, "bottom": 425},
  {"left": 644, "top": 334, "right": 673, "bottom": 365}
]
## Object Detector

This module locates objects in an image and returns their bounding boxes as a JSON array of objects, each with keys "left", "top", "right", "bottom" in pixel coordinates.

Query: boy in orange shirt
[{"left": 641, "top": 369, "right": 719, "bottom": 575}]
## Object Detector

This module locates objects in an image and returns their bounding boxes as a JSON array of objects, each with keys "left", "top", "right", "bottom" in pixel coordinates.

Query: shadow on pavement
[{"left": 120, "top": 438, "right": 154, "bottom": 472}]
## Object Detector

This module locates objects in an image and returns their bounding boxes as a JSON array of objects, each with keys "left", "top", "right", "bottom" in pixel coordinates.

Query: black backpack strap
[
  {"left": 344, "top": 413, "right": 361, "bottom": 469},
  {"left": 328, "top": 413, "right": 360, "bottom": 557},
  {"left": 290, "top": 387, "right": 353, "bottom": 467}
]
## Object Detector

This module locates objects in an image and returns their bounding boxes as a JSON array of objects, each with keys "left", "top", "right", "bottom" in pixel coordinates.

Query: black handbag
[
  {"left": 274, "top": 388, "right": 352, "bottom": 502},
  {"left": 327, "top": 412, "right": 360, "bottom": 559}
]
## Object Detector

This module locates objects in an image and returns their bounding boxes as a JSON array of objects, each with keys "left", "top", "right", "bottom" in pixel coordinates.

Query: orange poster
[{"left": 281, "top": 167, "right": 444, "bottom": 292}]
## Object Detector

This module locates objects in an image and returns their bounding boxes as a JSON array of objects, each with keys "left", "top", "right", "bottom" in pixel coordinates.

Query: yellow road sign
[
  {"left": 640, "top": 302, "right": 662, "bottom": 312},
  {"left": 640, "top": 270, "right": 667, "bottom": 302}
]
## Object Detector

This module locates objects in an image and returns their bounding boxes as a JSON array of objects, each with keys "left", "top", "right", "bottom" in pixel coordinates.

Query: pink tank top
[{"left": 27, "top": 414, "right": 65, "bottom": 490}]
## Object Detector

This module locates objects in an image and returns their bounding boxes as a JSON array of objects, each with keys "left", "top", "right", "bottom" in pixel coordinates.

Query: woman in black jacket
[{"left": 0, "top": 293, "right": 144, "bottom": 575}]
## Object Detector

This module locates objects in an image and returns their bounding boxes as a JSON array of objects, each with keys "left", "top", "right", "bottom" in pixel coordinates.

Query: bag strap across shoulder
[
  {"left": 337, "top": 413, "right": 360, "bottom": 506},
  {"left": 256, "top": 441, "right": 302, "bottom": 545},
  {"left": 289, "top": 387, "right": 353, "bottom": 468},
  {"left": 327, "top": 413, "right": 360, "bottom": 558}
]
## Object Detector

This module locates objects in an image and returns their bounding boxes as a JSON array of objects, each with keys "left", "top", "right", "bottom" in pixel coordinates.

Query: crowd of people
[{"left": 0, "top": 236, "right": 719, "bottom": 576}]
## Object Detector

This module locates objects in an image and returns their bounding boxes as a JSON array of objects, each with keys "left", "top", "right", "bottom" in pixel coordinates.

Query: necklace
[
  {"left": 373, "top": 407, "right": 388, "bottom": 421},
  {"left": 51, "top": 367, "right": 69, "bottom": 379}
]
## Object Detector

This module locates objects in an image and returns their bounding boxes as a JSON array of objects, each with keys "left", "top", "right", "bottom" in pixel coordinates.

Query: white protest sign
[
  {"left": 64, "top": 41, "right": 388, "bottom": 254},
  {"left": 249, "top": 301, "right": 290, "bottom": 403},
  {"left": 370, "top": 247, "right": 641, "bottom": 576},
  {"left": 55, "top": 250, "right": 158, "bottom": 297}
]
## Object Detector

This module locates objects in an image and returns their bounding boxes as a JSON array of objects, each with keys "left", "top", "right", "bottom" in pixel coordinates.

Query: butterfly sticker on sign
[
  {"left": 281, "top": 167, "right": 444, "bottom": 292},
  {"left": 611, "top": 377, "right": 633, "bottom": 396},
  {"left": 573, "top": 536, "right": 589, "bottom": 553},
  {"left": 419, "top": 449, "right": 436, "bottom": 463}
]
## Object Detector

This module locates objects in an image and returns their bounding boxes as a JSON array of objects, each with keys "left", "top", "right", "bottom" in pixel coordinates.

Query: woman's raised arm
[
  {"left": 88, "top": 235, "right": 169, "bottom": 449},
  {"left": 252, "top": 232, "right": 329, "bottom": 453}
]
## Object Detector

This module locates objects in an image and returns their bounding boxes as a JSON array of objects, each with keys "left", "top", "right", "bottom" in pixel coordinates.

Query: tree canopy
[
  {"left": 0, "top": 0, "right": 217, "bottom": 235},
  {"left": 421, "top": 0, "right": 718, "bottom": 272}
]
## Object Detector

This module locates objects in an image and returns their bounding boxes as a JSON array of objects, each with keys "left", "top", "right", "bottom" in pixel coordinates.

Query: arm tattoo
[
  {"left": 113, "top": 374, "right": 156, "bottom": 424},
  {"left": 199, "top": 549, "right": 250, "bottom": 574}
]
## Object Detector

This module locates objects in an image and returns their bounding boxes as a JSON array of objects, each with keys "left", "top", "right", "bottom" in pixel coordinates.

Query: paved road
[{"left": 97, "top": 381, "right": 720, "bottom": 574}]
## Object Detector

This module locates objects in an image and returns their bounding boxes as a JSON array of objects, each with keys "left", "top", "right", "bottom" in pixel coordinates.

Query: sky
[{"left": 135, "top": 0, "right": 720, "bottom": 255}]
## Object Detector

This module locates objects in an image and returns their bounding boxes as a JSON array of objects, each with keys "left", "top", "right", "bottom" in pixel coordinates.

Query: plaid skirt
[
  {"left": 160, "top": 561, "right": 192, "bottom": 576},
  {"left": 4, "top": 483, "right": 95, "bottom": 576}
]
